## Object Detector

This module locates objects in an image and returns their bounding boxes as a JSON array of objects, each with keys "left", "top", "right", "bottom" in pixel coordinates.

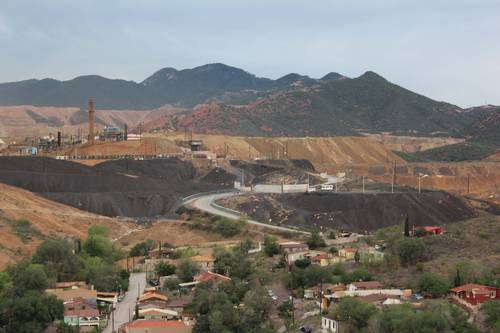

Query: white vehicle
[{"left": 321, "top": 184, "right": 334, "bottom": 191}]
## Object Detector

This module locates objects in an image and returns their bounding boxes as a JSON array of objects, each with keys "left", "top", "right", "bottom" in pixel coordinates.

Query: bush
[
  {"left": 396, "top": 237, "right": 426, "bottom": 266},
  {"left": 9, "top": 219, "right": 41, "bottom": 242},
  {"left": 264, "top": 236, "right": 279, "bottom": 257},
  {"left": 176, "top": 259, "right": 200, "bottom": 282},
  {"left": 214, "top": 217, "right": 245, "bottom": 237},
  {"left": 306, "top": 232, "right": 326, "bottom": 249},
  {"left": 155, "top": 262, "right": 176, "bottom": 277},
  {"left": 129, "top": 240, "right": 155, "bottom": 257},
  {"left": 294, "top": 258, "right": 311, "bottom": 269},
  {"left": 418, "top": 272, "right": 450, "bottom": 297}
]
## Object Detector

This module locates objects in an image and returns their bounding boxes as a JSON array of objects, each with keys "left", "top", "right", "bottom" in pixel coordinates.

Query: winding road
[{"left": 183, "top": 191, "right": 309, "bottom": 234}]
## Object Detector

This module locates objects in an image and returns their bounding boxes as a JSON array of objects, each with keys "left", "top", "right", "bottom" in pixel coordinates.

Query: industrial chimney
[
  {"left": 124, "top": 124, "right": 128, "bottom": 141},
  {"left": 88, "top": 99, "right": 95, "bottom": 144},
  {"left": 57, "top": 131, "right": 61, "bottom": 147}
]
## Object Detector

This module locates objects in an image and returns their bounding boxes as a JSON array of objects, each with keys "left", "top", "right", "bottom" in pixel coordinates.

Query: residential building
[
  {"left": 190, "top": 255, "right": 215, "bottom": 271},
  {"left": 338, "top": 248, "right": 357, "bottom": 260},
  {"left": 46, "top": 287, "right": 98, "bottom": 303},
  {"left": 118, "top": 319, "right": 192, "bottom": 333},
  {"left": 450, "top": 284, "right": 500, "bottom": 306},
  {"left": 63, "top": 298, "right": 101, "bottom": 329},
  {"left": 278, "top": 241, "right": 309, "bottom": 254},
  {"left": 347, "top": 281, "right": 383, "bottom": 291},
  {"left": 194, "top": 271, "right": 231, "bottom": 283}
]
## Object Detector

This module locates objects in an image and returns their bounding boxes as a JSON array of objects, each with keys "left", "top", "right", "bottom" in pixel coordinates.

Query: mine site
[{"left": 1, "top": 2, "right": 500, "bottom": 332}]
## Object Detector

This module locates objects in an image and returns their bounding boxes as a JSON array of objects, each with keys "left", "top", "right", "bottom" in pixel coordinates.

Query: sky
[{"left": 0, "top": 0, "right": 499, "bottom": 107}]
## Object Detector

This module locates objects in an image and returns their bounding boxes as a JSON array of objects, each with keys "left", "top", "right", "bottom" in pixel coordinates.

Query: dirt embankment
[
  {"left": 219, "top": 191, "right": 475, "bottom": 233},
  {"left": 323, "top": 162, "right": 500, "bottom": 204},
  {"left": 0, "top": 157, "right": 227, "bottom": 218},
  {"left": 0, "top": 183, "right": 133, "bottom": 269}
]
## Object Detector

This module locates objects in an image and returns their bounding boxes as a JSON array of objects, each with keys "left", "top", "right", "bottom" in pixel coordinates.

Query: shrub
[
  {"left": 396, "top": 237, "right": 426, "bottom": 266},
  {"left": 418, "top": 272, "right": 450, "bottom": 297}
]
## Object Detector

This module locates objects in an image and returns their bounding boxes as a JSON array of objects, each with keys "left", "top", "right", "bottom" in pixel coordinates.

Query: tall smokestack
[
  {"left": 57, "top": 131, "right": 61, "bottom": 147},
  {"left": 88, "top": 99, "right": 95, "bottom": 144},
  {"left": 124, "top": 124, "right": 128, "bottom": 141}
]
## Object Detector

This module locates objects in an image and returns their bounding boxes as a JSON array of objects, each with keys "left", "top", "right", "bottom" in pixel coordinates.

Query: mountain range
[{"left": 0, "top": 63, "right": 498, "bottom": 141}]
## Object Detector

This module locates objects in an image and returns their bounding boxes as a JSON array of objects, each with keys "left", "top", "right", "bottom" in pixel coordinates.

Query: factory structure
[{"left": 7, "top": 99, "right": 136, "bottom": 156}]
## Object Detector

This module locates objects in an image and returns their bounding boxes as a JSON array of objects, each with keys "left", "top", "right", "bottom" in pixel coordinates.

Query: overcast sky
[{"left": 0, "top": 0, "right": 499, "bottom": 107}]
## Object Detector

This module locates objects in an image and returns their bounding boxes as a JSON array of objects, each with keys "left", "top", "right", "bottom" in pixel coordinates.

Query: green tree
[
  {"left": 332, "top": 297, "right": 378, "bottom": 331},
  {"left": 129, "top": 240, "right": 155, "bottom": 257},
  {"left": 155, "top": 262, "right": 176, "bottom": 277},
  {"left": 354, "top": 250, "right": 360, "bottom": 263},
  {"left": 263, "top": 236, "right": 279, "bottom": 257},
  {"left": 33, "top": 239, "right": 81, "bottom": 282},
  {"left": 349, "top": 267, "right": 372, "bottom": 282},
  {"left": 177, "top": 259, "right": 200, "bottom": 282},
  {"left": 278, "top": 299, "right": 294, "bottom": 332},
  {"left": 403, "top": 214, "right": 410, "bottom": 237},
  {"left": 482, "top": 301, "right": 500, "bottom": 330},
  {"left": 396, "top": 237, "right": 425, "bottom": 266},
  {"left": 418, "top": 272, "right": 451, "bottom": 297},
  {"left": 8, "top": 262, "right": 48, "bottom": 296},
  {"left": 306, "top": 232, "right": 326, "bottom": 250},
  {"left": 294, "top": 258, "right": 311, "bottom": 269}
]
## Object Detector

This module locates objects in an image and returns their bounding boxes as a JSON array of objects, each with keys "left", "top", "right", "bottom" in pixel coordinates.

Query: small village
[{"left": 28, "top": 218, "right": 498, "bottom": 333}]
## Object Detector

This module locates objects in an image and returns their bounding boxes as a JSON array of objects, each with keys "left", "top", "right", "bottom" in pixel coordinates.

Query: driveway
[
  {"left": 103, "top": 272, "right": 146, "bottom": 333},
  {"left": 185, "top": 191, "right": 309, "bottom": 234}
]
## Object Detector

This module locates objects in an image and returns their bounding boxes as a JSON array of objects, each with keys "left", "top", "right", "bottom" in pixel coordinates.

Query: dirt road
[
  {"left": 104, "top": 272, "right": 146, "bottom": 333},
  {"left": 185, "top": 191, "right": 309, "bottom": 234}
]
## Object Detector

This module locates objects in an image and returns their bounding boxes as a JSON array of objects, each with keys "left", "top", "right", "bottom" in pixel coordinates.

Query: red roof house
[
  {"left": 118, "top": 319, "right": 192, "bottom": 333},
  {"left": 450, "top": 284, "right": 500, "bottom": 306}
]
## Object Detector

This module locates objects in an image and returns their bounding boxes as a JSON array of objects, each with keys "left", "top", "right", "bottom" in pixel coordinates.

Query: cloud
[{"left": 0, "top": 0, "right": 498, "bottom": 107}]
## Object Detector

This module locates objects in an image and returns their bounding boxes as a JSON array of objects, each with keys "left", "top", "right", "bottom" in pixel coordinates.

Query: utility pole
[
  {"left": 362, "top": 176, "right": 365, "bottom": 193},
  {"left": 111, "top": 306, "right": 115, "bottom": 332},
  {"left": 467, "top": 174, "right": 470, "bottom": 195},
  {"left": 391, "top": 160, "right": 396, "bottom": 193}
]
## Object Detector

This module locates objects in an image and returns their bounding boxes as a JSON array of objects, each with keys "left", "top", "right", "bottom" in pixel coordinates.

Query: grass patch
[{"left": 7, "top": 219, "right": 42, "bottom": 243}]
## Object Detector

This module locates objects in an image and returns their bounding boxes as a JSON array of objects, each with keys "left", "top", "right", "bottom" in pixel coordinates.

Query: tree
[
  {"left": 454, "top": 268, "right": 462, "bottom": 287},
  {"left": 33, "top": 239, "right": 81, "bottom": 282},
  {"left": 155, "top": 262, "right": 176, "bottom": 277},
  {"left": 349, "top": 267, "right": 372, "bottom": 282},
  {"left": 482, "top": 301, "right": 500, "bottom": 330},
  {"left": 306, "top": 232, "right": 326, "bottom": 250},
  {"left": 396, "top": 237, "right": 425, "bottom": 266},
  {"left": 403, "top": 214, "right": 410, "bottom": 237},
  {"left": 129, "top": 240, "right": 155, "bottom": 257},
  {"left": 294, "top": 258, "right": 311, "bottom": 269},
  {"left": 278, "top": 300, "right": 294, "bottom": 332},
  {"left": 264, "top": 236, "right": 279, "bottom": 257},
  {"left": 418, "top": 272, "right": 450, "bottom": 297},
  {"left": 176, "top": 259, "right": 200, "bottom": 282},
  {"left": 354, "top": 250, "right": 360, "bottom": 263},
  {"left": 332, "top": 297, "right": 378, "bottom": 331},
  {"left": 8, "top": 262, "right": 48, "bottom": 296}
]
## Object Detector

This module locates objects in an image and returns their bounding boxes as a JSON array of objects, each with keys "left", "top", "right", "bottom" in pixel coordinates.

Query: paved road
[
  {"left": 104, "top": 272, "right": 146, "bottom": 333},
  {"left": 185, "top": 191, "right": 309, "bottom": 234}
]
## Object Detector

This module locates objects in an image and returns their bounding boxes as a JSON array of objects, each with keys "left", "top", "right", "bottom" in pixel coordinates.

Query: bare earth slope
[{"left": 0, "top": 183, "right": 132, "bottom": 269}]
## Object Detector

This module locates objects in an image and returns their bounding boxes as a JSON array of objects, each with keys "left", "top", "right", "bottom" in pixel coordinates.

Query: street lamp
[{"left": 418, "top": 173, "right": 428, "bottom": 193}]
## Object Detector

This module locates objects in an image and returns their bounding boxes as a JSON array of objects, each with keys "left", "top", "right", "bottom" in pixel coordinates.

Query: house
[
  {"left": 164, "top": 297, "right": 192, "bottom": 316},
  {"left": 328, "top": 288, "right": 412, "bottom": 301},
  {"left": 194, "top": 271, "right": 231, "bottom": 283},
  {"left": 190, "top": 255, "right": 215, "bottom": 271},
  {"left": 450, "top": 284, "right": 500, "bottom": 306},
  {"left": 338, "top": 248, "right": 357, "bottom": 260},
  {"left": 97, "top": 291, "right": 118, "bottom": 307},
  {"left": 358, "top": 246, "right": 385, "bottom": 263},
  {"left": 55, "top": 281, "right": 88, "bottom": 290},
  {"left": 413, "top": 226, "right": 443, "bottom": 236},
  {"left": 118, "top": 319, "right": 192, "bottom": 333},
  {"left": 63, "top": 298, "right": 101, "bottom": 329},
  {"left": 47, "top": 287, "right": 98, "bottom": 303},
  {"left": 321, "top": 316, "right": 339, "bottom": 333},
  {"left": 305, "top": 284, "right": 346, "bottom": 299},
  {"left": 138, "top": 292, "right": 169, "bottom": 305},
  {"left": 278, "top": 241, "right": 309, "bottom": 254},
  {"left": 347, "top": 281, "right": 383, "bottom": 291},
  {"left": 286, "top": 250, "right": 327, "bottom": 265},
  {"left": 138, "top": 308, "right": 180, "bottom": 320}
]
